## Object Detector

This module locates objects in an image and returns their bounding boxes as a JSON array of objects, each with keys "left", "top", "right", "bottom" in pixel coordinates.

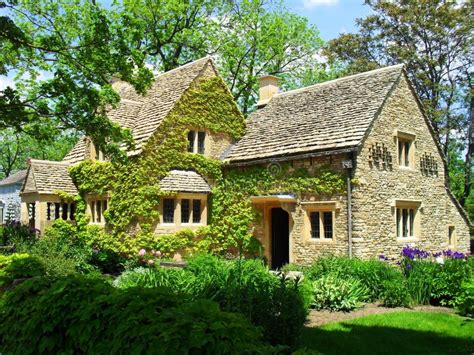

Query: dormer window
[{"left": 187, "top": 130, "right": 206, "bottom": 155}]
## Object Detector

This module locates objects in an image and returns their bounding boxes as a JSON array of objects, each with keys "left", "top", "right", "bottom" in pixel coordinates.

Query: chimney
[{"left": 257, "top": 75, "right": 279, "bottom": 108}]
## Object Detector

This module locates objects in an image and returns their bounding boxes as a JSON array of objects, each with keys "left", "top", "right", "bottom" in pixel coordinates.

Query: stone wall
[{"left": 352, "top": 75, "right": 470, "bottom": 259}]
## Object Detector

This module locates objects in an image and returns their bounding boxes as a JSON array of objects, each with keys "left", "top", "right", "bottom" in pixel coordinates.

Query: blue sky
[{"left": 283, "top": 0, "right": 371, "bottom": 41}]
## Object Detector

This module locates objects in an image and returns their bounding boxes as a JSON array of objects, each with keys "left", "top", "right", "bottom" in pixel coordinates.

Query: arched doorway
[{"left": 271, "top": 207, "right": 289, "bottom": 269}]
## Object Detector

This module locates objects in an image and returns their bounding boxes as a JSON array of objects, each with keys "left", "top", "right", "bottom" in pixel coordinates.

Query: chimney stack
[{"left": 257, "top": 75, "right": 279, "bottom": 108}]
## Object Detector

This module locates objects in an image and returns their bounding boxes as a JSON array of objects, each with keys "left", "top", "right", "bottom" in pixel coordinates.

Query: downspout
[
  {"left": 342, "top": 153, "right": 354, "bottom": 259},
  {"left": 347, "top": 169, "right": 353, "bottom": 259}
]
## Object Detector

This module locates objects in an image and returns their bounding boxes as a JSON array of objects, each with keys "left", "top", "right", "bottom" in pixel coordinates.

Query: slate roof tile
[{"left": 159, "top": 170, "right": 211, "bottom": 193}]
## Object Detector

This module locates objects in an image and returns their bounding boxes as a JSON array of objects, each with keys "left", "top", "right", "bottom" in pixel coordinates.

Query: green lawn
[{"left": 299, "top": 312, "right": 474, "bottom": 355}]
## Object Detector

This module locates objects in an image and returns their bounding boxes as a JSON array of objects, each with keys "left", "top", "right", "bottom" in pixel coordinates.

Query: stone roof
[
  {"left": 21, "top": 160, "right": 78, "bottom": 195},
  {"left": 0, "top": 170, "right": 27, "bottom": 186},
  {"left": 159, "top": 170, "right": 211, "bottom": 193},
  {"left": 225, "top": 65, "right": 405, "bottom": 163},
  {"left": 63, "top": 57, "right": 216, "bottom": 164}
]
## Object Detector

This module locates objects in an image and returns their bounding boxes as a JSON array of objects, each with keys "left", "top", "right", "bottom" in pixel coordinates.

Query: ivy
[{"left": 67, "top": 74, "right": 346, "bottom": 258}]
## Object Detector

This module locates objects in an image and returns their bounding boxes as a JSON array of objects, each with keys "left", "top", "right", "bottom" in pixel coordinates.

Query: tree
[
  {"left": 0, "top": 0, "right": 153, "bottom": 157},
  {"left": 217, "top": 0, "right": 324, "bottom": 114},
  {"left": 325, "top": 0, "right": 472, "bottom": 207},
  {"left": 120, "top": 0, "right": 325, "bottom": 115},
  {"left": 0, "top": 128, "right": 77, "bottom": 179}
]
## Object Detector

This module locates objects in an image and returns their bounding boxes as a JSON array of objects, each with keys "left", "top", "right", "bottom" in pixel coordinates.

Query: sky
[
  {"left": 283, "top": 0, "right": 371, "bottom": 41},
  {"left": 0, "top": 0, "right": 371, "bottom": 90}
]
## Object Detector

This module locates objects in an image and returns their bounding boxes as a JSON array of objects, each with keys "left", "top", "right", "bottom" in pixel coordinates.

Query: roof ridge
[
  {"left": 30, "top": 159, "right": 70, "bottom": 166},
  {"left": 152, "top": 56, "right": 213, "bottom": 79},
  {"left": 276, "top": 64, "right": 404, "bottom": 99}
]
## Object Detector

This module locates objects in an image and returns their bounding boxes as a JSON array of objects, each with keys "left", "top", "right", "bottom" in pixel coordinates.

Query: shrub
[
  {"left": 305, "top": 255, "right": 400, "bottom": 301},
  {"left": 0, "top": 275, "right": 273, "bottom": 354},
  {"left": 114, "top": 255, "right": 307, "bottom": 348},
  {"left": 381, "top": 278, "right": 411, "bottom": 307},
  {"left": 430, "top": 258, "right": 473, "bottom": 307},
  {"left": 311, "top": 273, "right": 369, "bottom": 312},
  {"left": 455, "top": 277, "right": 474, "bottom": 318},
  {"left": 0, "top": 221, "right": 38, "bottom": 249},
  {"left": 0, "top": 253, "right": 45, "bottom": 288},
  {"left": 30, "top": 220, "right": 95, "bottom": 275},
  {"left": 405, "top": 260, "right": 436, "bottom": 305}
]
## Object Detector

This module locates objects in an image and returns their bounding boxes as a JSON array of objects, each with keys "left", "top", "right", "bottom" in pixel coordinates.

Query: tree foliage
[
  {"left": 0, "top": 0, "right": 153, "bottom": 156},
  {"left": 325, "top": 0, "right": 473, "bottom": 208}
]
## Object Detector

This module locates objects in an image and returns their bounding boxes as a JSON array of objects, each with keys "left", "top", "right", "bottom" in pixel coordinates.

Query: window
[
  {"left": 448, "top": 226, "right": 456, "bottom": 248},
  {"left": 395, "top": 203, "right": 419, "bottom": 238},
  {"left": 93, "top": 142, "right": 105, "bottom": 161},
  {"left": 197, "top": 132, "right": 206, "bottom": 154},
  {"left": 192, "top": 200, "right": 202, "bottom": 223},
  {"left": 187, "top": 131, "right": 195, "bottom": 152},
  {"left": 310, "top": 212, "right": 320, "bottom": 239},
  {"left": 90, "top": 198, "right": 108, "bottom": 223},
  {"left": 0, "top": 206, "right": 3, "bottom": 224},
  {"left": 187, "top": 130, "right": 206, "bottom": 155},
  {"left": 396, "top": 132, "right": 415, "bottom": 168},
  {"left": 309, "top": 210, "right": 334, "bottom": 240},
  {"left": 181, "top": 199, "right": 190, "bottom": 223},
  {"left": 163, "top": 199, "right": 175, "bottom": 223}
]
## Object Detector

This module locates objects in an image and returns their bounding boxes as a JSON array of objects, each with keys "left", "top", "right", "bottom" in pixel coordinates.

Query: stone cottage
[
  {"left": 0, "top": 170, "right": 26, "bottom": 224},
  {"left": 224, "top": 65, "right": 470, "bottom": 267},
  {"left": 19, "top": 58, "right": 470, "bottom": 266}
]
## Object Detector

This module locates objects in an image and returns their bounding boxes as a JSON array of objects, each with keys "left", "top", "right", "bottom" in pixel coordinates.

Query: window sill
[
  {"left": 396, "top": 237, "right": 418, "bottom": 243},
  {"left": 398, "top": 166, "right": 415, "bottom": 171},
  {"left": 308, "top": 238, "right": 335, "bottom": 243}
]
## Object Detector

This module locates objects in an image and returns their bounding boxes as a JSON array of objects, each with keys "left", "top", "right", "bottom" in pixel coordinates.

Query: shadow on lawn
[{"left": 299, "top": 322, "right": 474, "bottom": 355}]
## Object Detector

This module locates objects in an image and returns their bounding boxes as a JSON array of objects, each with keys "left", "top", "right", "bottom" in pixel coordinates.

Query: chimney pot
[{"left": 257, "top": 75, "right": 279, "bottom": 108}]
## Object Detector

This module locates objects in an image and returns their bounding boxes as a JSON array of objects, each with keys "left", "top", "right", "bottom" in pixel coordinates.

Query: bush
[
  {"left": 115, "top": 255, "right": 307, "bottom": 348},
  {"left": 0, "top": 221, "right": 38, "bottom": 249},
  {"left": 311, "top": 273, "right": 369, "bottom": 311},
  {"left": 0, "top": 253, "right": 45, "bottom": 288},
  {"left": 29, "top": 220, "right": 95, "bottom": 275},
  {"left": 0, "top": 275, "right": 273, "bottom": 354},
  {"left": 455, "top": 277, "right": 474, "bottom": 318},
  {"left": 381, "top": 278, "right": 411, "bottom": 307},
  {"left": 305, "top": 255, "right": 401, "bottom": 301}
]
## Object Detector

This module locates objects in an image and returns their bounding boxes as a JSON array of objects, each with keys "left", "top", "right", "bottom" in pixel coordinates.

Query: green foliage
[
  {"left": 28, "top": 220, "right": 95, "bottom": 275},
  {"left": 403, "top": 257, "right": 473, "bottom": 306},
  {"left": 304, "top": 255, "right": 402, "bottom": 301},
  {"left": 311, "top": 273, "right": 370, "bottom": 312},
  {"left": 1, "top": 0, "right": 153, "bottom": 151},
  {"left": 455, "top": 277, "right": 474, "bottom": 318},
  {"left": 0, "top": 129, "right": 78, "bottom": 179},
  {"left": 0, "top": 221, "right": 38, "bottom": 250},
  {"left": 381, "top": 278, "right": 411, "bottom": 308},
  {"left": 115, "top": 255, "right": 308, "bottom": 348},
  {"left": 0, "top": 275, "right": 273, "bottom": 353},
  {"left": 0, "top": 253, "right": 45, "bottom": 288}
]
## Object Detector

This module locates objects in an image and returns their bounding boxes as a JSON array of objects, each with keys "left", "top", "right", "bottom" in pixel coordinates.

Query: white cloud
[{"left": 303, "top": 0, "right": 339, "bottom": 9}]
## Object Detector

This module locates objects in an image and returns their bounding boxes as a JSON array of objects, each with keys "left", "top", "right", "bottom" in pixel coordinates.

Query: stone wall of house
[
  {"left": 209, "top": 132, "right": 232, "bottom": 160},
  {"left": 352, "top": 75, "right": 470, "bottom": 259}
]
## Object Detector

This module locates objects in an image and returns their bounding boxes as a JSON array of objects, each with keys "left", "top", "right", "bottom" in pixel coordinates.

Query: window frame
[
  {"left": 393, "top": 200, "right": 421, "bottom": 240},
  {"left": 447, "top": 225, "right": 456, "bottom": 249},
  {"left": 187, "top": 129, "right": 207, "bottom": 155},
  {"left": 303, "top": 202, "right": 338, "bottom": 242},
  {"left": 396, "top": 131, "right": 416, "bottom": 169},
  {"left": 162, "top": 198, "right": 175, "bottom": 224},
  {"left": 88, "top": 195, "right": 109, "bottom": 224}
]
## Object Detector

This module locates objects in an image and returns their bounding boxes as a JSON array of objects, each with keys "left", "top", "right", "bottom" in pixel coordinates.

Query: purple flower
[
  {"left": 406, "top": 264, "right": 412, "bottom": 270},
  {"left": 138, "top": 249, "right": 146, "bottom": 256}
]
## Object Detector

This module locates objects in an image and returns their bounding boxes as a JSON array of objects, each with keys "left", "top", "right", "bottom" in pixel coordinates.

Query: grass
[{"left": 299, "top": 312, "right": 474, "bottom": 355}]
